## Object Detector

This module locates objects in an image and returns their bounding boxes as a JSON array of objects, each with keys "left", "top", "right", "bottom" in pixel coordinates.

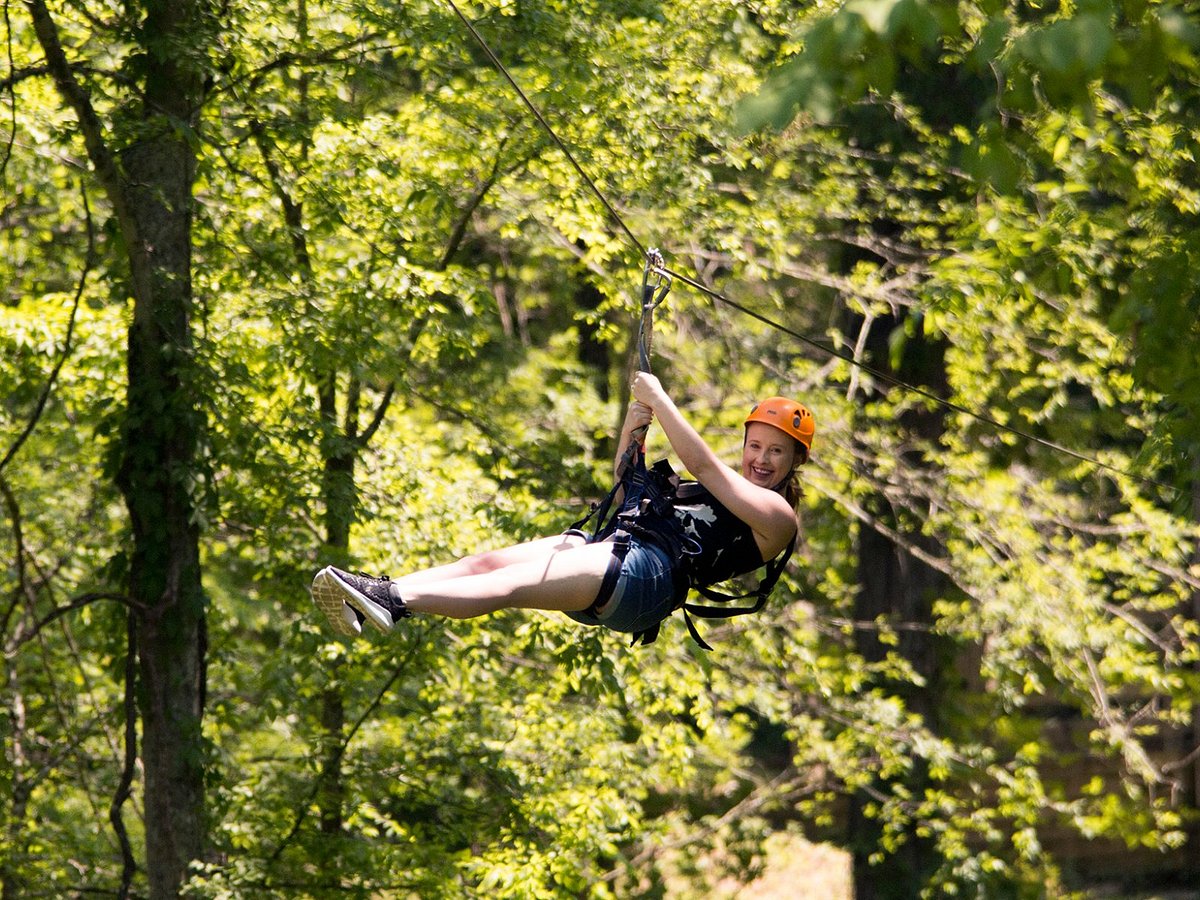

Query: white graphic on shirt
[
  {"left": 674, "top": 502, "right": 716, "bottom": 538},
  {"left": 674, "top": 503, "right": 726, "bottom": 567}
]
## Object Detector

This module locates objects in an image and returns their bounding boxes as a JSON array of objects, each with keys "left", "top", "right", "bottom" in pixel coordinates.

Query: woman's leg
[
  {"left": 390, "top": 534, "right": 589, "bottom": 589},
  {"left": 311, "top": 534, "right": 611, "bottom": 633},
  {"left": 402, "top": 540, "right": 616, "bottom": 619}
]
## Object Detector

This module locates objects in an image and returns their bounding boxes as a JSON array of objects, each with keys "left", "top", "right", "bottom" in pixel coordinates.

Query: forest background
[{"left": 2, "top": 0, "right": 1200, "bottom": 897}]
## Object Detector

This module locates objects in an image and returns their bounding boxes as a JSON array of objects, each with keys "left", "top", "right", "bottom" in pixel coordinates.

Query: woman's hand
[
  {"left": 630, "top": 371, "right": 669, "bottom": 409},
  {"left": 622, "top": 400, "right": 654, "bottom": 435}
]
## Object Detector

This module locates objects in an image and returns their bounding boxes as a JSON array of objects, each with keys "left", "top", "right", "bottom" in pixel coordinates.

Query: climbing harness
[
  {"left": 569, "top": 452, "right": 794, "bottom": 651},
  {"left": 567, "top": 251, "right": 793, "bottom": 650}
]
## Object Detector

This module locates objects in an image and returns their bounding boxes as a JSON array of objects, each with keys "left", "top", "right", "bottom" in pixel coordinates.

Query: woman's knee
[
  {"left": 459, "top": 535, "right": 583, "bottom": 576},
  {"left": 459, "top": 548, "right": 507, "bottom": 576}
]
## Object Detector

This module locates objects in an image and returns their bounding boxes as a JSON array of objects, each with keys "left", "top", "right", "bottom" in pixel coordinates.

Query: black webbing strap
[
  {"left": 576, "top": 251, "right": 670, "bottom": 540},
  {"left": 574, "top": 530, "right": 632, "bottom": 618},
  {"left": 617, "top": 250, "right": 671, "bottom": 482},
  {"left": 689, "top": 535, "right": 796, "bottom": 612},
  {"left": 664, "top": 536, "right": 796, "bottom": 651}
]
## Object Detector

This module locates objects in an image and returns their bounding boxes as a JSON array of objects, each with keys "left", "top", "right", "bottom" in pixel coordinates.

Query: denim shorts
[{"left": 565, "top": 538, "right": 677, "bottom": 635}]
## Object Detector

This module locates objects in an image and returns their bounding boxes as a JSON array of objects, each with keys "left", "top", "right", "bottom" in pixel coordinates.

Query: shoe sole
[
  {"left": 312, "top": 566, "right": 395, "bottom": 633},
  {"left": 311, "top": 568, "right": 361, "bottom": 636}
]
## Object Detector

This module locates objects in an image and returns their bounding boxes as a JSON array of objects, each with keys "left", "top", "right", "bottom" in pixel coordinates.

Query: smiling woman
[
  {"left": 311, "top": 373, "right": 814, "bottom": 649},
  {"left": 743, "top": 395, "right": 813, "bottom": 507}
]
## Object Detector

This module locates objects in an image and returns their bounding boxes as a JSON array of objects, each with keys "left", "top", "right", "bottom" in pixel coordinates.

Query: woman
[{"left": 310, "top": 372, "right": 813, "bottom": 642}]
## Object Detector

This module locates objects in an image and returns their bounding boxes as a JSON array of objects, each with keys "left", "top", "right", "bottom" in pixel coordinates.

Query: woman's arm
[
  {"left": 612, "top": 400, "right": 654, "bottom": 481},
  {"left": 630, "top": 373, "right": 797, "bottom": 554}
]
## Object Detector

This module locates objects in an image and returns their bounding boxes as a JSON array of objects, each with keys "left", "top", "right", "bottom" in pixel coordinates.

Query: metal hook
[{"left": 642, "top": 248, "right": 671, "bottom": 309}]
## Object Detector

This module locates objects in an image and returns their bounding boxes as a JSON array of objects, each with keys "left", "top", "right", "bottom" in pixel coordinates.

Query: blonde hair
[{"left": 782, "top": 472, "right": 802, "bottom": 510}]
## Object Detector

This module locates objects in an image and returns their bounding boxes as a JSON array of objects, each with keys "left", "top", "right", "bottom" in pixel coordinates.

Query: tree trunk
[
  {"left": 31, "top": 0, "right": 211, "bottom": 885},
  {"left": 250, "top": 1, "right": 361, "bottom": 839},
  {"left": 115, "top": 3, "right": 211, "bottom": 895},
  {"left": 1191, "top": 468, "right": 1200, "bottom": 817},
  {"left": 317, "top": 417, "right": 355, "bottom": 838},
  {"left": 1, "top": 671, "right": 30, "bottom": 900},
  {"left": 117, "top": 156, "right": 208, "bottom": 896},
  {"left": 850, "top": 517, "right": 944, "bottom": 900},
  {"left": 848, "top": 312, "right": 948, "bottom": 899}
]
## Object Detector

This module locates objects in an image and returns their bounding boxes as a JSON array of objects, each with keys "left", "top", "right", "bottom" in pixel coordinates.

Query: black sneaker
[
  {"left": 311, "top": 569, "right": 364, "bottom": 636},
  {"left": 311, "top": 566, "right": 410, "bottom": 632}
]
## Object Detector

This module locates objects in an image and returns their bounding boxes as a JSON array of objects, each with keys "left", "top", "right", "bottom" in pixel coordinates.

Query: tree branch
[
  {"left": 438, "top": 135, "right": 510, "bottom": 270},
  {"left": 110, "top": 609, "right": 139, "bottom": 899},
  {"left": 5, "top": 591, "right": 137, "bottom": 655},
  {"left": 224, "top": 34, "right": 388, "bottom": 98},
  {"left": 0, "top": 179, "right": 94, "bottom": 475},
  {"left": 267, "top": 628, "right": 431, "bottom": 862},
  {"left": 0, "top": 472, "right": 31, "bottom": 640},
  {"left": 23, "top": 0, "right": 139, "bottom": 246},
  {"left": 605, "top": 767, "right": 822, "bottom": 882},
  {"left": 357, "top": 140, "right": 514, "bottom": 450},
  {"left": 0, "top": 64, "right": 49, "bottom": 93},
  {"left": 249, "top": 118, "right": 311, "bottom": 274},
  {"left": 354, "top": 381, "right": 394, "bottom": 449}
]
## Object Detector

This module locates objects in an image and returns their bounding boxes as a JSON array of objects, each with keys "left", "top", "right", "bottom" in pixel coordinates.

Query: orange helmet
[{"left": 745, "top": 397, "right": 815, "bottom": 460}]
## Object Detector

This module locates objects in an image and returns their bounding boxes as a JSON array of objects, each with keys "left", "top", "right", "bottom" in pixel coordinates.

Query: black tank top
[{"left": 670, "top": 484, "right": 765, "bottom": 588}]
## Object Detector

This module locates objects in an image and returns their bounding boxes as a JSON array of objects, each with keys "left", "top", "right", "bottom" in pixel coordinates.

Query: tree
[{"left": 14, "top": 0, "right": 215, "bottom": 894}]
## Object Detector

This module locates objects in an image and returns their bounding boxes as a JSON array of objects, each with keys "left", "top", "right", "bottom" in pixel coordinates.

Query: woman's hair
[
  {"left": 781, "top": 444, "right": 805, "bottom": 509},
  {"left": 781, "top": 472, "right": 802, "bottom": 510}
]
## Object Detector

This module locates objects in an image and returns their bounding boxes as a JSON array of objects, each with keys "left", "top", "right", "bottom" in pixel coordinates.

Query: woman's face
[{"left": 741, "top": 422, "right": 798, "bottom": 489}]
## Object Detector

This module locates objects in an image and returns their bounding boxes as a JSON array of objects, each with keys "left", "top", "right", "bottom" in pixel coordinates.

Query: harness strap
[
  {"left": 617, "top": 250, "right": 671, "bottom": 481},
  {"left": 576, "top": 530, "right": 632, "bottom": 618},
  {"left": 690, "top": 534, "right": 796, "bottom": 613},
  {"left": 632, "top": 535, "right": 796, "bottom": 650},
  {"left": 681, "top": 610, "right": 714, "bottom": 651}
]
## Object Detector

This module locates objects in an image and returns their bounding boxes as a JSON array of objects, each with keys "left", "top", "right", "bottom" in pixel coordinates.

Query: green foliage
[{"left": 3, "top": 0, "right": 1199, "bottom": 895}]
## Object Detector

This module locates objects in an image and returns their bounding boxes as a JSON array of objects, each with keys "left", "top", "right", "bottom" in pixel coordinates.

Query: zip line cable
[
  {"left": 660, "top": 266, "right": 1180, "bottom": 495},
  {"left": 444, "top": 0, "right": 647, "bottom": 261},
  {"left": 441, "top": 0, "right": 1180, "bottom": 499}
]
